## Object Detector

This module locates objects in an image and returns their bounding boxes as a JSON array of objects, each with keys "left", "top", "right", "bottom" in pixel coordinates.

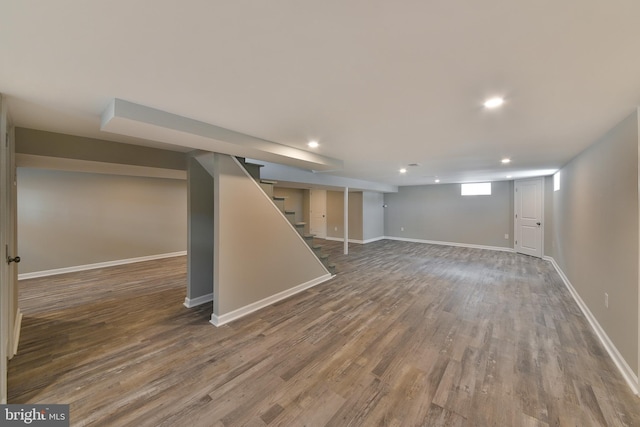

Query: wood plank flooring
[{"left": 9, "top": 240, "right": 640, "bottom": 426}]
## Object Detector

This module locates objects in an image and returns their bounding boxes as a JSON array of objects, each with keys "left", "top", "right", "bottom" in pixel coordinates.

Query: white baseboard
[
  {"left": 325, "top": 237, "right": 366, "bottom": 244},
  {"left": 10, "top": 309, "right": 22, "bottom": 359},
  {"left": 324, "top": 236, "right": 386, "bottom": 244},
  {"left": 18, "top": 251, "right": 188, "bottom": 280},
  {"left": 211, "top": 274, "right": 334, "bottom": 327},
  {"left": 384, "top": 236, "right": 515, "bottom": 253},
  {"left": 184, "top": 293, "right": 213, "bottom": 308},
  {"left": 544, "top": 256, "right": 639, "bottom": 395}
]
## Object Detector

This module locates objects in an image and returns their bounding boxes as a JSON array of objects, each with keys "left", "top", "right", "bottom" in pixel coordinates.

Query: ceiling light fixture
[
  {"left": 435, "top": 179, "right": 440, "bottom": 183},
  {"left": 506, "top": 175, "right": 512, "bottom": 179},
  {"left": 484, "top": 97, "right": 504, "bottom": 108},
  {"left": 399, "top": 168, "right": 407, "bottom": 174},
  {"left": 307, "top": 141, "right": 319, "bottom": 148},
  {"left": 501, "top": 158, "right": 511, "bottom": 164}
]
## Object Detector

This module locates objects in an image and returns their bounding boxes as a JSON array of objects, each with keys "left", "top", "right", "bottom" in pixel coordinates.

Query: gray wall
[
  {"left": 187, "top": 157, "right": 214, "bottom": 302},
  {"left": 384, "top": 181, "right": 514, "bottom": 248},
  {"left": 547, "top": 109, "right": 639, "bottom": 375},
  {"left": 17, "top": 168, "right": 187, "bottom": 274},
  {"left": 362, "top": 191, "right": 384, "bottom": 241},
  {"left": 16, "top": 128, "right": 186, "bottom": 171}
]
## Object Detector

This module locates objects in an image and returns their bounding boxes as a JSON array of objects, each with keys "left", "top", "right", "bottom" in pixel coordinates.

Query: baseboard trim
[
  {"left": 183, "top": 293, "right": 213, "bottom": 308},
  {"left": 10, "top": 309, "right": 22, "bottom": 359},
  {"left": 211, "top": 274, "right": 334, "bottom": 327},
  {"left": 18, "top": 251, "right": 188, "bottom": 280},
  {"left": 384, "top": 236, "right": 515, "bottom": 253},
  {"left": 325, "top": 237, "right": 366, "bottom": 244},
  {"left": 544, "top": 256, "right": 640, "bottom": 395},
  {"left": 324, "top": 236, "right": 386, "bottom": 244}
]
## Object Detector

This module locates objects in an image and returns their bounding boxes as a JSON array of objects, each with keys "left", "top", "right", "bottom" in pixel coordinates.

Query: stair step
[
  {"left": 319, "top": 254, "right": 329, "bottom": 260},
  {"left": 311, "top": 245, "right": 322, "bottom": 250},
  {"left": 284, "top": 210, "right": 295, "bottom": 214},
  {"left": 273, "top": 196, "right": 286, "bottom": 201},
  {"left": 260, "top": 179, "right": 278, "bottom": 185}
]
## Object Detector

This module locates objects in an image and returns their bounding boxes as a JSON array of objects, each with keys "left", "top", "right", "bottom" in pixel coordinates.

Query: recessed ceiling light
[
  {"left": 435, "top": 179, "right": 440, "bottom": 183},
  {"left": 501, "top": 158, "right": 511, "bottom": 164},
  {"left": 506, "top": 175, "right": 512, "bottom": 179},
  {"left": 399, "top": 168, "right": 407, "bottom": 174},
  {"left": 307, "top": 141, "right": 319, "bottom": 148},
  {"left": 484, "top": 97, "right": 504, "bottom": 109}
]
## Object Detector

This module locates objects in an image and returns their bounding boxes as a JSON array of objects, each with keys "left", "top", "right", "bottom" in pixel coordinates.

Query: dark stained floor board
[{"left": 9, "top": 239, "right": 640, "bottom": 426}]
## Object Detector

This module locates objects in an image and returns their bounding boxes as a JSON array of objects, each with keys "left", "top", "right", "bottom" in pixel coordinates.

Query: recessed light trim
[
  {"left": 484, "top": 97, "right": 504, "bottom": 108},
  {"left": 399, "top": 168, "right": 407, "bottom": 174},
  {"left": 435, "top": 179, "right": 440, "bottom": 183},
  {"left": 307, "top": 141, "right": 319, "bottom": 148},
  {"left": 501, "top": 158, "right": 511, "bottom": 164}
]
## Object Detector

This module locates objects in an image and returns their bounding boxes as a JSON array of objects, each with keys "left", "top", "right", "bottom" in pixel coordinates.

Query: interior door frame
[{"left": 514, "top": 177, "right": 544, "bottom": 258}]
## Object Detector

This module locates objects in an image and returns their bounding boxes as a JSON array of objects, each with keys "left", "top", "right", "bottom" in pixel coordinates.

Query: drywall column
[
  {"left": 185, "top": 155, "right": 215, "bottom": 308},
  {"left": 344, "top": 187, "right": 349, "bottom": 254}
]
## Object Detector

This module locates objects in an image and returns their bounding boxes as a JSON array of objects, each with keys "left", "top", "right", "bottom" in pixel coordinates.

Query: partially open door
[{"left": 1, "top": 94, "right": 19, "bottom": 403}]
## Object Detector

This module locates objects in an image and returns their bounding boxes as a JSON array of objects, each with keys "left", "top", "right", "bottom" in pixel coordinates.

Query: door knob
[
  {"left": 536, "top": 222, "right": 541, "bottom": 226},
  {"left": 7, "top": 255, "right": 20, "bottom": 264}
]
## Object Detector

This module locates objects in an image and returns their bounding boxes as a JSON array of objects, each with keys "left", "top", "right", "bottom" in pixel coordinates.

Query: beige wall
[
  {"left": 273, "top": 187, "right": 305, "bottom": 224},
  {"left": 547, "top": 109, "right": 639, "bottom": 375},
  {"left": 17, "top": 168, "right": 187, "bottom": 274},
  {"left": 326, "top": 191, "right": 363, "bottom": 240},
  {"left": 214, "top": 154, "right": 329, "bottom": 316},
  {"left": 384, "top": 181, "right": 513, "bottom": 248}
]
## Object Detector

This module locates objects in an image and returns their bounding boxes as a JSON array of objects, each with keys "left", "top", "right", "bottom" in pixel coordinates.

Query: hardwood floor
[{"left": 9, "top": 240, "right": 640, "bottom": 426}]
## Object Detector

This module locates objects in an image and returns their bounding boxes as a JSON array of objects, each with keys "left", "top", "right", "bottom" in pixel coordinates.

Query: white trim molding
[
  {"left": 324, "top": 236, "right": 386, "bottom": 244},
  {"left": 184, "top": 293, "right": 213, "bottom": 308},
  {"left": 211, "top": 274, "right": 334, "bottom": 327},
  {"left": 384, "top": 236, "right": 515, "bottom": 253},
  {"left": 18, "top": 251, "right": 187, "bottom": 280},
  {"left": 544, "top": 256, "right": 640, "bottom": 395},
  {"left": 10, "top": 309, "right": 22, "bottom": 359}
]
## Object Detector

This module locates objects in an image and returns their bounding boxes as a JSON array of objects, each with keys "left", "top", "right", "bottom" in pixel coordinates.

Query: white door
[
  {"left": 309, "top": 189, "right": 327, "bottom": 238},
  {"left": 1, "top": 94, "right": 19, "bottom": 403},
  {"left": 514, "top": 177, "right": 543, "bottom": 258}
]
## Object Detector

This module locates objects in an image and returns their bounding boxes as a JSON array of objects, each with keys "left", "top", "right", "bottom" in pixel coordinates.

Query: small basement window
[{"left": 461, "top": 182, "right": 491, "bottom": 196}]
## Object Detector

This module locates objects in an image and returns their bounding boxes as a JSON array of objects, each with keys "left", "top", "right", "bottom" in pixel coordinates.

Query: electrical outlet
[
  {"left": 504, "top": 234, "right": 509, "bottom": 240},
  {"left": 401, "top": 227, "right": 404, "bottom": 232},
  {"left": 605, "top": 293, "right": 609, "bottom": 308}
]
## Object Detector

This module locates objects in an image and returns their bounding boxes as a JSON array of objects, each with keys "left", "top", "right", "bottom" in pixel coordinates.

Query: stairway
[{"left": 237, "top": 157, "right": 336, "bottom": 275}]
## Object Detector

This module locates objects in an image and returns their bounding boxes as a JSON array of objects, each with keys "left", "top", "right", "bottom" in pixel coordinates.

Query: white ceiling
[{"left": 2, "top": 1, "right": 640, "bottom": 186}]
